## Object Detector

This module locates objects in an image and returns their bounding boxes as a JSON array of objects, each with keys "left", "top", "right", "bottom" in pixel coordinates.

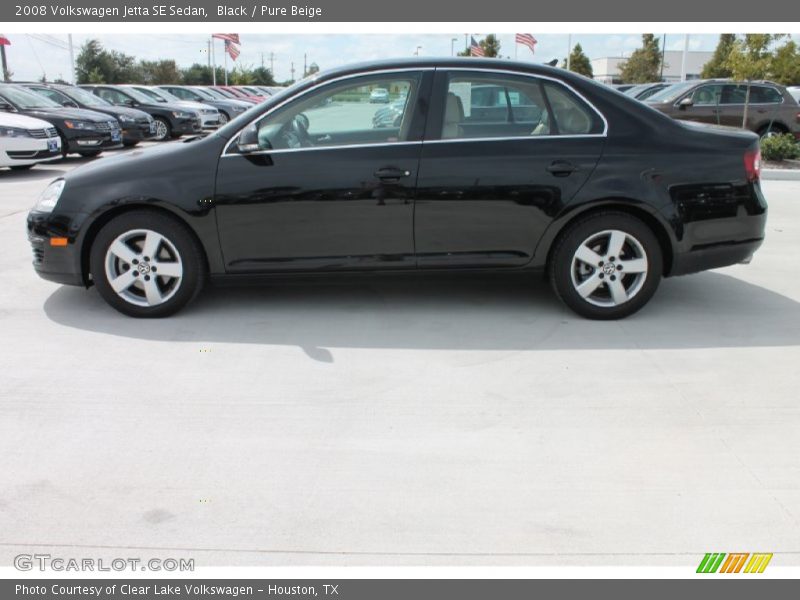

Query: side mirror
[
  {"left": 236, "top": 124, "right": 261, "bottom": 153},
  {"left": 678, "top": 97, "right": 693, "bottom": 109}
]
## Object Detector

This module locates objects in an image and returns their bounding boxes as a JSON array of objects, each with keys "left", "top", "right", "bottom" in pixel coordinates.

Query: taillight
[{"left": 744, "top": 148, "right": 761, "bottom": 182}]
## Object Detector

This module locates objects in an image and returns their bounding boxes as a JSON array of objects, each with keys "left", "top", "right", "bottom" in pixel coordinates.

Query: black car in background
[
  {"left": 158, "top": 85, "right": 251, "bottom": 124},
  {"left": 80, "top": 85, "right": 202, "bottom": 141},
  {"left": 21, "top": 82, "right": 156, "bottom": 147},
  {"left": 0, "top": 84, "right": 122, "bottom": 157},
  {"left": 623, "top": 82, "right": 670, "bottom": 101},
  {"left": 28, "top": 58, "right": 767, "bottom": 319}
]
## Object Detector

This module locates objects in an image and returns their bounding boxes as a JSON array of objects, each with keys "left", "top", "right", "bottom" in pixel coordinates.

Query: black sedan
[
  {"left": 27, "top": 58, "right": 767, "bottom": 319},
  {"left": 79, "top": 85, "right": 202, "bottom": 141},
  {"left": 0, "top": 84, "right": 122, "bottom": 157},
  {"left": 21, "top": 82, "right": 156, "bottom": 146}
]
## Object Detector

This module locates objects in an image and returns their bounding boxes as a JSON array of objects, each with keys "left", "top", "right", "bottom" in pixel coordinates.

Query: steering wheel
[{"left": 278, "top": 113, "right": 313, "bottom": 149}]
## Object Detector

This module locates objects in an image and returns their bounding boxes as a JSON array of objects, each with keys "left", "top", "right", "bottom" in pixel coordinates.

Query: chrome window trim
[
  {"left": 221, "top": 65, "right": 608, "bottom": 158},
  {"left": 675, "top": 83, "right": 786, "bottom": 108}
]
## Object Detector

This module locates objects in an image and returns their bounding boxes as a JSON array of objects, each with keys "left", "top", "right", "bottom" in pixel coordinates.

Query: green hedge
[{"left": 760, "top": 133, "right": 800, "bottom": 161}]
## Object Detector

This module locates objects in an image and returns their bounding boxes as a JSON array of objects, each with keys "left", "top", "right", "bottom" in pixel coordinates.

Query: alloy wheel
[
  {"left": 154, "top": 120, "right": 169, "bottom": 140},
  {"left": 104, "top": 228, "right": 183, "bottom": 307},
  {"left": 569, "top": 229, "right": 648, "bottom": 307}
]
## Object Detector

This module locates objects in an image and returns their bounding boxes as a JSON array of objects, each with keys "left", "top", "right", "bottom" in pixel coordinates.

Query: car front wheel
[
  {"left": 549, "top": 211, "right": 663, "bottom": 320},
  {"left": 153, "top": 117, "right": 171, "bottom": 141},
  {"left": 89, "top": 210, "right": 206, "bottom": 317}
]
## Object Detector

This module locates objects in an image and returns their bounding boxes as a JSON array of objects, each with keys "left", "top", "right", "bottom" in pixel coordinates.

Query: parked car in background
[
  {"left": 369, "top": 88, "right": 390, "bottom": 103},
  {"left": 157, "top": 86, "right": 250, "bottom": 124},
  {"left": 199, "top": 86, "right": 257, "bottom": 104},
  {"left": 646, "top": 79, "right": 800, "bottom": 139},
  {"left": 80, "top": 85, "right": 202, "bottom": 141},
  {"left": 623, "top": 82, "right": 670, "bottom": 101},
  {"left": 29, "top": 58, "right": 766, "bottom": 320},
  {"left": 234, "top": 85, "right": 272, "bottom": 99},
  {"left": 788, "top": 86, "right": 800, "bottom": 103},
  {"left": 0, "top": 84, "right": 121, "bottom": 157},
  {"left": 0, "top": 112, "right": 61, "bottom": 170},
  {"left": 128, "top": 85, "right": 221, "bottom": 129},
  {"left": 612, "top": 84, "right": 636, "bottom": 93},
  {"left": 217, "top": 85, "right": 266, "bottom": 103},
  {"left": 21, "top": 82, "right": 155, "bottom": 147}
]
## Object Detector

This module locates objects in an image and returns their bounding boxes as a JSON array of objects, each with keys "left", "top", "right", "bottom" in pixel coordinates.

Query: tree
[
  {"left": 701, "top": 34, "right": 736, "bottom": 79},
  {"left": 180, "top": 63, "right": 225, "bottom": 85},
  {"left": 561, "top": 43, "right": 593, "bottom": 78},
  {"left": 768, "top": 39, "right": 800, "bottom": 86},
  {"left": 457, "top": 35, "right": 500, "bottom": 58},
  {"left": 137, "top": 60, "right": 182, "bottom": 85},
  {"left": 75, "top": 39, "right": 138, "bottom": 84},
  {"left": 249, "top": 66, "right": 277, "bottom": 85},
  {"left": 725, "top": 35, "right": 785, "bottom": 128},
  {"left": 619, "top": 34, "right": 662, "bottom": 83}
]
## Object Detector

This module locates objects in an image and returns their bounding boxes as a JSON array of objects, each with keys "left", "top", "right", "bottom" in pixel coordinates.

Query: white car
[
  {"left": 130, "top": 86, "right": 221, "bottom": 129},
  {"left": 788, "top": 86, "right": 800, "bottom": 104},
  {"left": 369, "top": 88, "right": 390, "bottom": 103},
  {"left": 0, "top": 112, "right": 61, "bottom": 170}
]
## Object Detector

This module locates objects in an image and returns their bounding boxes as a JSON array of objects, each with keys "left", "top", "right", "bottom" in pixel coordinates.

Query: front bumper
[
  {"left": 173, "top": 117, "right": 203, "bottom": 135},
  {"left": 2, "top": 136, "right": 61, "bottom": 166},
  {"left": 64, "top": 129, "right": 123, "bottom": 153},
  {"left": 122, "top": 120, "right": 156, "bottom": 143},
  {"left": 27, "top": 211, "right": 85, "bottom": 286}
]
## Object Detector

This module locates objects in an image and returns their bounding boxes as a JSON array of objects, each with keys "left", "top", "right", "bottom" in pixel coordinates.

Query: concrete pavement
[{"left": 1, "top": 152, "right": 799, "bottom": 567}]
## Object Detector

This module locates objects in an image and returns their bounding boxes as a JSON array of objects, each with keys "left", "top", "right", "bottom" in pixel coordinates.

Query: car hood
[
  {"left": 173, "top": 100, "right": 215, "bottom": 111},
  {"left": 87, "top": 105, "right": 151, "bottom": 120},
  {"left": 142, "top": 102, "right": 197, "bottom": 113},
  {"left": 23, "top": 107, "right": 115, "bottom": 122},
  {"left": 0, "top": 112, "right": 55, "bottom": 129}
]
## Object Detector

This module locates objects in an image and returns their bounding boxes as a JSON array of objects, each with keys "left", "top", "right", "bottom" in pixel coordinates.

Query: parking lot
[{"left": 1, "top": 148, "right": 799, "bottom": 567}]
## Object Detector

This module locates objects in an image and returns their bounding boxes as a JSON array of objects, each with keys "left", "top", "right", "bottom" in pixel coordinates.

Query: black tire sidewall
[
  {"left": 89, "top": 210, "right": 205, "bottom": 318},
  {"left": 550, "top": 212, "right": 663, "bottom": 320}
]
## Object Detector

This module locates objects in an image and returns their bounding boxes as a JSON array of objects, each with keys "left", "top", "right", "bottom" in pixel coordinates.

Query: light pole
[
  {"left": 414, "top": 46, "right": 422, "bottom": 56},
  {"left": 451, "top": 37, "right": 457, "bottom": 56}
]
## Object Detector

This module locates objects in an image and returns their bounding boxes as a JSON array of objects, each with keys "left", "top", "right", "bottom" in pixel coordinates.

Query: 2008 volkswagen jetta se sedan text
[{"left": 27, "top": 58, "right": 767, "bottom": 319}]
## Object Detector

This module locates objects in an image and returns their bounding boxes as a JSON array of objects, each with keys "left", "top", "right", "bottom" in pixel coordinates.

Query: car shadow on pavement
[{"left": 43, "top": 271, "right": 800, "bottom": 354}]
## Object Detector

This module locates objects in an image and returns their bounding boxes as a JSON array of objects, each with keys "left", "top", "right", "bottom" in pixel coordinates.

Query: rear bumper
[{"left": 670, "top": 237, "right": 764, "bottom": 276}]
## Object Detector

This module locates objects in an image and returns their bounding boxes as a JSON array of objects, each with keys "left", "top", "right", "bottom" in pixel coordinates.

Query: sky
[{"left": 4, "top": 33, "right": 799, "bottom": 83}]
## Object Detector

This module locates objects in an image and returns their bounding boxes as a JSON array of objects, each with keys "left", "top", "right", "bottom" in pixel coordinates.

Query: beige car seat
[{"left": 442, "top": 92, "right": 465, "bottom": 139}]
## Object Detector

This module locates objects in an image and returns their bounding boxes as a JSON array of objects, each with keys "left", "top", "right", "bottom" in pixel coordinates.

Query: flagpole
[
  {"left": 0, "top": 44, "right": 8, "bottom": 82},
  {"left": 211, "top": 37, "right": 216, "bottom": 85},
  {"left": 566, "top": 34, "right": 572, "bottom": 71},
  {"left": 68, "top": 34, "right": 75, "bottom": 84},
  {"left": 223, "top": 43, "right": 228, "bottom": 85}
]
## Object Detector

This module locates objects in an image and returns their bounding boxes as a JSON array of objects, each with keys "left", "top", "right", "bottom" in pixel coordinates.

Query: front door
[
  {"left": 214, "top": 71, "right": 431, "bottom": 272},
  {"left": 414, "top": 69, "right": 606, "bottom": 268}
]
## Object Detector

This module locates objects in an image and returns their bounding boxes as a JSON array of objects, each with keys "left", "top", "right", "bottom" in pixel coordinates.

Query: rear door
[{"left": 414, "top": 69, "right": 606, "bottom": 268}]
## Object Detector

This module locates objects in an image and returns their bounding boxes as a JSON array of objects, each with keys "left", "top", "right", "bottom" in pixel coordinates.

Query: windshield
[
  {"left": 645, "top": 81, "right": 697, "bottom": 103},
  {"left": 134, "top": 87, "right": 168, "bottom": 103},
  {"left": 151, "top": 88, "right": 182, "bottom": 102},
  {"left": 203, "top": 87, "right": 230, "bottom": 99},
  {"left": 120, "top": 87, "right": 157, "bottom": 103},
  {"left": 61, "top": 86, "right": 112, "bottom": 107},
  {"left": 0, "top": 85, "right": 61, "bottom": 109},
  {"left": 190, "top": 87, "right": 214, "bottom": 100}
]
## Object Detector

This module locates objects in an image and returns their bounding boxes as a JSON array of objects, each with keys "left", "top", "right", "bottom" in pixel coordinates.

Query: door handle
[
  {"left": 374, "top": 167, "right": 411, "bottom": 182},
  {"left": 546, "top": 161, "right": 578, "bottom": 177}
]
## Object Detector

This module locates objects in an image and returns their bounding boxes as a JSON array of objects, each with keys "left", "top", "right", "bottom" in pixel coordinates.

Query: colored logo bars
[{"left": 696, "top": 553, "right": 773, "bottom": 574}]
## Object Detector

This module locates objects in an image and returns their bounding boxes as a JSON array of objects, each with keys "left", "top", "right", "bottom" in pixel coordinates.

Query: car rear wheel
[
  {"left": 153, "top": 117, "right": 171, "bottom": 141},
  {"left": 758, "top": 124, "right": 787, "bottom": 140},
  {"left": 89, "top": 210, "right": 206, "bottom": 317},
  {"left": 549, "top": 211, "right": 663, "bottom": 320}
]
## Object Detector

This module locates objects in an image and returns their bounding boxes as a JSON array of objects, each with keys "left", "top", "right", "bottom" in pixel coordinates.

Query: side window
[
  {"left": 749, "top": 86, "right": 783, "bottom": 104},
  {"left": 35, "top": 88, "right": 67, "bottom": 104},
  {"left": 96, "top": 88, "right": 124, "bottom": 104},
  {"left": 690, "top": 84, "right": 723, "bottom": 105},
  {"left": 255, "top": 74, "right": 419, "bottom": 151},
  {"left": 170, "top": 88, "right": 191, "bottom": 100},
  {"left": 442, "top": 73, "right": 601, "bottom": 140},
  {"left": 721, "top": 84, "right": 748, "bottom": 105}
]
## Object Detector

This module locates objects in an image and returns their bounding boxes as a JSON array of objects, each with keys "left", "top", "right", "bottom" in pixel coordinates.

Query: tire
[
  {"left": 218, "top": 111, "right": 230, "bottom": 125},
  {"left": 758, "top": 124, "right": 787, "bottom": 140},
  {"left": 153, "top": 117, "right": 171, "bottom": 141},
  {"left": 9, "top": 165, "right": 34, "bottom": 171},
  {"left": 549, "top": 211, "right": 663, "bottom": 320},
  {"left": 78, "top": 150, "right": 102, "bottom": 158},
  {"left": 89, "top": 210, "right": 206, "bottom": 318}
]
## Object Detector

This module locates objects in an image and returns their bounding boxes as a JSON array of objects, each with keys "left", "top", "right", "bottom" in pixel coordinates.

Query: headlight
[
  {"left": 0, "top": 126, "right": 32, "bottom": 138},
  {"left": 64, "top": 120, "right": 96, "bottom": 130},
  {"left": 34, "top": 179, "right": 66, "bottom": 213},
  {"left": 172, "top": 111, "right": 194, "bottom": 119}
]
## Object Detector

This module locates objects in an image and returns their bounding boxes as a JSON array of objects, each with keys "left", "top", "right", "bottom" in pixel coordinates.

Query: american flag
[
  {"left": 212, "top": 33, "right": 240, "bottom": 45},
  {"left": 224, "top": 39, "right": 240, "bottom": 61},
  {"left": 515, "top": 33, "right": 537, "bottom": 54},
  {"left": 469, "top": 36, "right": 485, "bottom": 57},
  {"left": 0, "top": 33, "right": 10, "bottom": 46}
]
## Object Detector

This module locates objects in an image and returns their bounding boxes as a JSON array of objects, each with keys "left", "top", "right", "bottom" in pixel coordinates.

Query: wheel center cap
[
  {"left": 602, "top": 262, "right": 616, "bottom": 275},
  {"left": 137, "top": 262, "right": 151, "bottom": 275}
]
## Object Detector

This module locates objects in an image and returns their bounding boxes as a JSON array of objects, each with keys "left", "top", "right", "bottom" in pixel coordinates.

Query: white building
[{"left": 591, "top": 51, "right": 714, "bottom": 84}]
